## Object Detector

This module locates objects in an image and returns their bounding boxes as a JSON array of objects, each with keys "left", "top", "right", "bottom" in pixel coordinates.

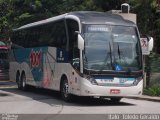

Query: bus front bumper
[{"left": 80, "top": 79, "right": 143, "bottom": 98}]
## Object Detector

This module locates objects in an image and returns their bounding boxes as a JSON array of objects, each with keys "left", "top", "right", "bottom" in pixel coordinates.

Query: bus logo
[{"left": 30, "top": 51, "right": 42, "bottom": 68}]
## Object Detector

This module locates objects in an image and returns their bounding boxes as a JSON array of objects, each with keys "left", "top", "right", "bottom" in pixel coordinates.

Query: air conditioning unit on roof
[{"left": 121, "top": 3, "right": 130, "bottom": 13}]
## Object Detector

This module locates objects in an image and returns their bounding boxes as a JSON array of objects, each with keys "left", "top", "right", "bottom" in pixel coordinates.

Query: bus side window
[
  {"left": 40, "top": 20, "right": 67, "bottom": 48},
  {"left": 66, "top": 19, "right": 80, "bottom": 69},
  {"left": 11, "top": 31, "right": 23, "bottom": 48}
]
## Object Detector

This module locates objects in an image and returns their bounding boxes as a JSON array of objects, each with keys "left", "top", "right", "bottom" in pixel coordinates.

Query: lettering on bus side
[
  {"left": 30, "top": 50, "right": 42, "bottom": 68},
  {"left": 56, "top": 48, "right": 68, "bottom": 63}
]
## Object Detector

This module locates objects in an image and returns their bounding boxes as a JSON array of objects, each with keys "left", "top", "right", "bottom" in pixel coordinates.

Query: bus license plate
[{"left": 110, "top": 89, "right": 120, "bottom": 94}]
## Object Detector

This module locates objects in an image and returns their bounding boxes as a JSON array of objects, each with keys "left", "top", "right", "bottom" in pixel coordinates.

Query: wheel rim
[
  {"left": 16, "top": 74, "right": 21, "bottom": 89},
  {"left": 21, "top": 74, "right": 26, "bottom": 89},
  {"left": 62, "top": 80, "right": 69, "bottom": 98}
]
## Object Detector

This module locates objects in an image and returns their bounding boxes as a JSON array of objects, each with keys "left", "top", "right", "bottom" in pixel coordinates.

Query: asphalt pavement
[{"left": 0, "top": 80, "right": 160, "bottom": 102}]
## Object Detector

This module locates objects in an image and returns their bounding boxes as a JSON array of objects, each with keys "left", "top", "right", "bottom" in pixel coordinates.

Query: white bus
[{"left": 10, "top": 11, "right": 145, "bottom": 102}]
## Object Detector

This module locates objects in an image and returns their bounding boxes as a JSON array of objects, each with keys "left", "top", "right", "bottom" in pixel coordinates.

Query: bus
[
  {"left": 0, "top": 41, "right": 9, "bottom": 80},
  {"left": 10, "top": 11, "right": 145, "bottom": 102}
]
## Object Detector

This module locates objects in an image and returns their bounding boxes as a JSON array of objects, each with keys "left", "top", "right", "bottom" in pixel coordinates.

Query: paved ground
[{"left": 0, "top": 81, "right": 160, "bottom": 120}]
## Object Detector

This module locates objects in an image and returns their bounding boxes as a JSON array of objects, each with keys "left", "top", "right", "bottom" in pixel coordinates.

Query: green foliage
[
  {"left": 144, "top": 85, "right": 160, "bottom": 96},
  {"left": 79, "top": 0, "right": 99, "bottom": 11},
  {"left": 18, "top": 13, "right": 32, "bottom": 19},
  {"left": 130, "top": 0, "right": 157, "bottom": 35},
  {"left": 0, "top": 0, "right": 160, "bottom": 52},
  {"left": 0, "top": 0, "right": 125, "bottom": 30},
  {"left": 148, "top": 52, "right": 160, "bottom": 72},
  {"left": 0, "top": 0, "right": 12, "bottom": 39}
]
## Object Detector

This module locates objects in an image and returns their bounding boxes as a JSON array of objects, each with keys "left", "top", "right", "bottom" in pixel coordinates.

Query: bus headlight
[
  {"left": 83, "top": 75, "right": 98, "bottom": 85},
  {"left": 86, "top": 77, "right": 98, "bottom": 85},
  {"left": 89, "top": 78, "right": 98, "bottom": 85},
  {"left": 133, "top": 77, "right": 142, "bottom": 85}
]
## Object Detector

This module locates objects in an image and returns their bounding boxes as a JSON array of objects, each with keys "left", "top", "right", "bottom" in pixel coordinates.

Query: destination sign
[{"left": 87, "top": 26, "right": 109, "bottom": 32}]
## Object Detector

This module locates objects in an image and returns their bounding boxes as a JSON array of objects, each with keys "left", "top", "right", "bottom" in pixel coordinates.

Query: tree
[
  {"left": 0, "top": 0, "right": 13, "bottom": 40},
  {"left": 1, "top": 0, "right": 160, "bottom": 51}
]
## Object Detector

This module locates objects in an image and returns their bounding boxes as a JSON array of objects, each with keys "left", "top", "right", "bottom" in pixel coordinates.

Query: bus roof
[
  {"left": 14, "top": 13, "right": 67, "bottom": 30},
  {"left": 15, "top": 11, "right": 136, "bottom": 31},
  {"left": 68, "top": 11, "right": 135, "bottom": 26}
]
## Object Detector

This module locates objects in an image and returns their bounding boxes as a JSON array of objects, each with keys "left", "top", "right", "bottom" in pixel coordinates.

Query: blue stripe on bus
[
  {"left": 14, "top": 47, "right": 48, "bottom": 81},
  {"left": 13, "top": 47, "right": 48, "bottom": 63}
]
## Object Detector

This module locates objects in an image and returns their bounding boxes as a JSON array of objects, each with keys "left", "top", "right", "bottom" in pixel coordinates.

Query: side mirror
[
  {"left": 148, "top": 37, "right": 154, "bottom": 51},
  {"left": 78, "top": 34, "right": 84, "bottom": 50}
]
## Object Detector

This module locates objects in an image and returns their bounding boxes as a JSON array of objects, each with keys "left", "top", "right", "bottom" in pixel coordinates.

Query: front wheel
[{"left": 60, "top": 79, "right": 72, "bottom": 102}]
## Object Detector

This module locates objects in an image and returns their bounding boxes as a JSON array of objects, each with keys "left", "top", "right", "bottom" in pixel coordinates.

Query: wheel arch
[
  {"left": 20, "top": 70, "right": 26, "bottom": 81},
  {"left": 16, "top": 70, "right": 20, "bottom": 83},
  {"left": 60, "top": 74, "right": 68, "bottom": 90},
  {"left": 21, "top": 70, "right": 25, "bottom": 76}
]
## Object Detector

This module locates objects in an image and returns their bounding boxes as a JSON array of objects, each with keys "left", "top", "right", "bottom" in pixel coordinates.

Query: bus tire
[
  {"left": 16, "top": 72, "right": 21, "bottom": 90},
  {"left": 110, "top": 97, "right": 122, "bottom": 103},
  {"left": 60, "top": 78, "right": 72, "bottom": 102},
  {"left": 20, "top": 72, "right": 27, "bottom": 91}
]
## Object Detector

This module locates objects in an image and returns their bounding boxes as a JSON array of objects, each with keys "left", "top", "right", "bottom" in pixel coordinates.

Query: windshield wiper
[
  {"left": 109, "top": 42, "right": 114, "bottom": 70},
  {"left": 83, "top": 52, "right": 88, "bottom": 64},
  {"left": 116, "top": 43, "right": 132, "bottom": 73},
  {"left": 116, "top": 43, "right": 128, "bottom": 65},
  {"left": 117, "top": 43, "right": 121, "bottom": 59},
  {"left": 100, "top": 42, "right": 114, "bottom": 71}
]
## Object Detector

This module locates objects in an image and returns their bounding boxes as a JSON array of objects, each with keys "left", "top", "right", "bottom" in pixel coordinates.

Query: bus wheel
[
  {"left": 61, "top": 78, "right": 71, "bottom": 102},
  {"left": 110, "top": 97, "right": 122, "bottom": 103},
  {"left": 16, "top": 72, "right": 21, "bottom": 90},
  {"left": 21, "top": 73, "right": 27, "bottom": 91}
]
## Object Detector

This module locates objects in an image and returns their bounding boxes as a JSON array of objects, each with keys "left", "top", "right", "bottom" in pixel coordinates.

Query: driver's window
[{"left": 66, "top": 19, "right": 80, "bottom": 69}]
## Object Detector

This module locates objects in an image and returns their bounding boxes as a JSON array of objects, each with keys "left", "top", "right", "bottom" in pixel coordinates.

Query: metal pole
[{"left": 143, "top": 55, "right": 146, "bottom": 88}]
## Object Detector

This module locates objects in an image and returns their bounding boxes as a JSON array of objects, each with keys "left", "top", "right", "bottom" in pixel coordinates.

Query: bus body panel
[
  {"left": 9, "top": 46, "right": 143, "bottom": 97},
  {"left": 9, "top": 47, "right": 81, "bottom": 93},
  {"left": 80, "top": 77, "right": 143, "bottom": 97},
  {"left": 10, "top": 11, "right": 143, "bottom": 99},
  {"left": 68, "top": 68, "right": 143, "bottom": 97}
]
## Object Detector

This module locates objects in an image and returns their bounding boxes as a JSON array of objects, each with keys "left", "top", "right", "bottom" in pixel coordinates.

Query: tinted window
[
  {"left": 66, "top": 19, "right": 80, "bottom": 68},
  {"left": 12, "top": 20, "right": 67, "bottom": 48}
]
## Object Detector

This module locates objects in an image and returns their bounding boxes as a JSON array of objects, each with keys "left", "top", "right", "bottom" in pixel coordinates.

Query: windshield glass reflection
[{"left": 84, "top": 25, "right": 141, "bottom": 72}]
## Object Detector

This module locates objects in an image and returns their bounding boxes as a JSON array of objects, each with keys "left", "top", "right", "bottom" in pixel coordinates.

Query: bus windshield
[{"left": 83, "top": 24, "right": 142, "bottom": 72}]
